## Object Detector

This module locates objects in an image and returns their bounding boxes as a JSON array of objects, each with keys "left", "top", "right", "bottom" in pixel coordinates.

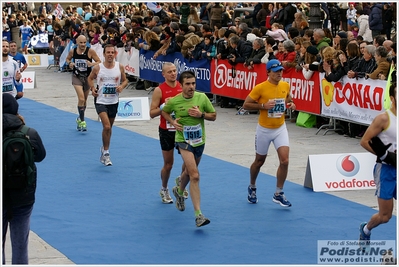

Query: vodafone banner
[
  {"left": 320, "top": 75, "right": 387, "bottom": 125},
  {"left": 304, "top": 153, "right": 377, "bottom": 192}
]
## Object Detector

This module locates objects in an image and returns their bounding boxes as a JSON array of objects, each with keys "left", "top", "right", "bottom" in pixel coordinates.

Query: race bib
[
  {"left": 75, "top": 59, "right": 87, "bottom": 72},
  {"left": 102, "top": 84, "right": 117, "bottom": 96},
  {"left": 166, "top": 112, "right": 176, "bottom": 131},
  {"left": 268, "top": 98, "right": 286, "bottom": 118},
  {"left": 2, "top": 84, "right": 13, "bottom": 92},
  {"left": 183, "top": 124, "right": 203, "bottom": 146}
]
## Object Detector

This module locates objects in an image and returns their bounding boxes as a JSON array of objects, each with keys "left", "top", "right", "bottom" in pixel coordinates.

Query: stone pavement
[{"left": 3, "top": 67, "right": 394, "bottom": 265}]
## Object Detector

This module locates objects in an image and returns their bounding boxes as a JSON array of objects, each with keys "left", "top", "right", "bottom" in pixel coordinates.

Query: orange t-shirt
[{"left": 248, "top": 80, "right": 290, "bottom": 129}]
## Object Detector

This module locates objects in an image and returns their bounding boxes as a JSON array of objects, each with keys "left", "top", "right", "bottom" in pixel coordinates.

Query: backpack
[{"left": 3, "top": 125, "right": 35, "bottom": 190}]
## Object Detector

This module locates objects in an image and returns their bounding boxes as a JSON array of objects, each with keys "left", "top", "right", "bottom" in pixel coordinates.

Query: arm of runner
[
  {"left": 88, "top": 48, "right": 101, "bottom": 67},
  {"left": 117, "top": 63, "right": 128, "bottom": 93},
  {"left": 149, "top": 87, "right": 162, "bottom": 118},
  {"left": 88, "top": 65, "right": 99, "bottom": 97},
  {"left": 65, "top": 49, "right": 75, "bottom": 68},
  {"left": 360, "top": 112, "right": 388, "bottom": 155}
]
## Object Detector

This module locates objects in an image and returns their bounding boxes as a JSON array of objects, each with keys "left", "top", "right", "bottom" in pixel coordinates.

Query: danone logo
[{"left": 336, "top": 155, "right": 360, "bottom": 177}]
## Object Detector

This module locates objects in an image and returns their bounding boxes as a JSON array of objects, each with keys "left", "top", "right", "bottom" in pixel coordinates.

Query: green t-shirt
[{"left": 163, "top": 92, "right": 215, "bottom": 147}]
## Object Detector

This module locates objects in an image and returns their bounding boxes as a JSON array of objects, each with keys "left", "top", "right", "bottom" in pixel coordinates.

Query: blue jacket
[{"left": 368, "top": 4, "right": 383, "bottom": 31}]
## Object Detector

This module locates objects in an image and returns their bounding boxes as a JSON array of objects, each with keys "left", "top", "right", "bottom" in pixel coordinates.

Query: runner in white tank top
[{"left": 87, "top": 44, "right": 128, "bottom": 166}]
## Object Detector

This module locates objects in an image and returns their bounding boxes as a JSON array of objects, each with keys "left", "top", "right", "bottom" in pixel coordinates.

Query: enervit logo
[
  {"left": 336, "top": 155, "right": 360, "bottom": 177},
  {"left": 214, "top": 64, "right": 228, "bottom": 89}
]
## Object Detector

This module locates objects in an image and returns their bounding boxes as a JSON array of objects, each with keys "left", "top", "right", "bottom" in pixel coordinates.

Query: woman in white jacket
[{"left": 356, "top": 10, "right": 373, "bottom": 42}]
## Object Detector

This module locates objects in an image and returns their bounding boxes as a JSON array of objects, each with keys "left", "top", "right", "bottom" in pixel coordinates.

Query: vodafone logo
[
  {"left": 214, "top": 64, "right": 228, "bottom": 89},
  {"left": 336, "top": 155, "right": 360, "bottom": 177}
]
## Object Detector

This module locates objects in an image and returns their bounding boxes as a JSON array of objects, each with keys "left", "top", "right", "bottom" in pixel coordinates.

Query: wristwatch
[{"left": 201, "top": 112, "right": 205, "bottom": 119}]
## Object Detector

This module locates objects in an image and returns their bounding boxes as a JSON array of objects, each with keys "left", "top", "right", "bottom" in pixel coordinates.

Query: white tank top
[
  {"left": 95, "top": 62, "right": 121, "bottom": 105},
  {"left": 378, "top": 109, "right": 397, "bottom": 154},
  {"left": 2, "top": 56, "right": 19, "bottom": 97}
]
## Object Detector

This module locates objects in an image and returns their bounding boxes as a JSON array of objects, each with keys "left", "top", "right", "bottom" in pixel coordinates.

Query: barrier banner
[
  {"left": 139, "top": 50, "right": 211, "bottom": 92},
  {"left": 116, "top": 47, "right": 140, "bottom": 77},
  {"left": 115, "top": 97, "right": 150, "bottom": 121},
  {"left": 211, "top": 59, "right": 266, "bottom": 99},
  {"left": 30, "top": 33, "right": 49, "bottom": 49},
  {"left": 320, "top": 74, "right": 387, "bottom": 125},
  {"left": 281, "top": 67, "right": 321, "bottom": 115}
]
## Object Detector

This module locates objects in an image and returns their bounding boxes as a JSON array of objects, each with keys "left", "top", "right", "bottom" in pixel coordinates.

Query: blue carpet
[{"left": 17, "top": 98, "right": 396, "bottom": 265}]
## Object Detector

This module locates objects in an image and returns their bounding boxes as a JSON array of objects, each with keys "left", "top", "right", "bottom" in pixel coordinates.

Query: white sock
[
  {"left": 249, "top": 184, "right": 256, "bottom": 189},
  {"left": 363, "top": 225, "right": 371, "bottom": 235},
  {"left": 161, "top": 187, "right": 167, "bottom": 191},
  {"left": 276, "top": 187, "right": 283, "bottom": 194},
  {"left": 103, "top": 150, "right": 109, "bottom": 155}
]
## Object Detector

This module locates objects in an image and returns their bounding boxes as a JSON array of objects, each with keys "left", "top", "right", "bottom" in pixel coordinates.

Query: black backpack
[{"left": 3, "top": 125, "right": 35, "bottom": 190}]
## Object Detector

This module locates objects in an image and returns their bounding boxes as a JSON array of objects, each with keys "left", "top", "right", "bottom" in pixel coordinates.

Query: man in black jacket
[
  {"left": 2, "top": 93, "right": 46, "bottom": 264},
  {"left": 227, "top": 35, "right": 253, "bottom": 66}
]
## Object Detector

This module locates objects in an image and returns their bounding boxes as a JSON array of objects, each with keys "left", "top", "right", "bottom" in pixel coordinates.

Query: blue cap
[{"left": 266, "top": 59, "right": 284, "bottom": 72}]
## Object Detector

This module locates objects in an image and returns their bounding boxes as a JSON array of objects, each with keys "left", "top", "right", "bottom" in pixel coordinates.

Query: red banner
[
  {"left": 210, "top": 59, "right": 267, "bottom": 100},
  {"left": 211, "top": 61, "right": 321, "bottom": 115}
]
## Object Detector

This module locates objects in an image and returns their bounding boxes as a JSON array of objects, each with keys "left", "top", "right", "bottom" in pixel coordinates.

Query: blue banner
[{"left": 138, "top": 50, "right": 211, "bottom": 93}]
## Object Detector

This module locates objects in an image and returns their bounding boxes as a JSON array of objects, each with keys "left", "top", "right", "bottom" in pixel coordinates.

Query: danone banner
[
  {"left": 138, "top": 50, "right": 211, "bottom": 92},
  {"left": 320, "top": 74, "right": 387, "bottom": 125}
]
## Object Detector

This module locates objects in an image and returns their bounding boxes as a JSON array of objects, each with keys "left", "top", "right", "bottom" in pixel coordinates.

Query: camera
[{"left": 227, "top": 54, "right": 234, "bottom": 59}]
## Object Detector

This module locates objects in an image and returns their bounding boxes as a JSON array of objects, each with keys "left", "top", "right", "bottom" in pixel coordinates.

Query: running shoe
[
  {"left": 160, "top": 189, "right": 173, "bottom": 204},
  {"left": 247, "top": 186, "right": 258, "bottom": 203},
  {"left": 100, "top": 147, "right": 112, "bottom": 166},
  {"left": 175, "top": 176, "right": 189, "bottom": 199},
  {"left": 272, "top": 192, "right": 292, "bottom": 207},
  {"left": 195, "top": 214, "right": 210, "bottom": 227},
  {"left": 172, "top": 186, "right": 185, "bottom": 211},
  {"left": 80, "top": 120, "right": 87, "bottom": 131},
  {"left": 76, "top": 117, "right": 82, "bottom": 131},
  {"left": 359, "top": 222, "right": 371, "bottom": 252}
]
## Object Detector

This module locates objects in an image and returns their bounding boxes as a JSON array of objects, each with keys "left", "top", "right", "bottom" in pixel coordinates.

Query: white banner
[
  {"left": 320, "top": 74, "right": 387, "bottom": 125},
  {"left": 116, "top": 47, "right": 140, "bottom": 77},
  {"left": 304, "top": 153, "right": 377, "bottom": 192},
  {"left": 115, "top": 97, "right": 150, "bottom": 121},
  {"left": 21, "top": 71, "right": 35, "bottom": 89}
]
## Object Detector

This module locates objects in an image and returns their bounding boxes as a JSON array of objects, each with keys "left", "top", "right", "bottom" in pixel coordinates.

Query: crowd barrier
[{"left": 57, "top": 42, "right": 392, "bottom": 126}]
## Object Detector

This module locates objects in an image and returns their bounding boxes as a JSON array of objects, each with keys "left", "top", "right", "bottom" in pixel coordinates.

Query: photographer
[{"left": 227, "top": 35, "right": 252, "bottom": 66}]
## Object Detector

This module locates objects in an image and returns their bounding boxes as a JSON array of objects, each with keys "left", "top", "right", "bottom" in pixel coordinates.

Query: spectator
[
  {"left": 338, "top": 2, "right": 349, "bottom": 31},
  {"left": 261, "top": 36, "right": 277, "bottom": 64},
  {"left": 288, "top": 27, "right": 300, "bottom": 39},
  {"left": 276, "top": 39, "right": 297, "bottom": 70},
  {"left": 356, "top": 10, "right": 373, "bottom": 43},
  {"left": 221, "top": 6, "right": 232, "bottom": 27},
  {"left": 215, "top": 28, "right": 229, "bottom": 59},
  {"left": 369, "top": 3, "right": 383, "bottom": 39},
  {"left": 227, "top": 35, "right": 252, "bottom": 66},
  {"left": 302, "top": 45, "right": 319, "bottom": 80},
  {"left": 348, "top": 45, "right": 377, "bottom": 79},
  {"left": 208, "top": 2, "right": 223, "bottom": 29},
  {"left": 266, "top": 23, "right": 288, "bottom": 42},
  {"left": 187, "top": 8, "right": 200, "bottom": 26},
  {"left": 179, "top": 3, "right": 190, "bottom": 24},
  {"left": 383, "top": 40, "right": 394, "bottom": 59},
  {"left": 199, "top": 3, "right": 210, "bottom": 24},
  {"left": 328, "top": 3, "right": 340, "bottom": 37},
  {"left": 313, "top": 28, "right": 331, "bottom": 51},
  {"left": 291, "top": 12, "right": 308, "bottom": 31},
  {"left": 256, "top": 3, "right": 269, "bottom": 27},
  {"left": 366, "top": 46, "right": 390, "bottom": 80},
  {"left": 383, "top": 4, "right": 393, "bottom": 40},
  {"left": 346, "top": 3, "right": 357, "bottom": 31},
  {"left": 323, "top": 47, "right": 346, "bottom": 82},
  {"left": 245, "top": 2, "right": 262, "bottom": 28},
  {"left": 237, "top": 23, "right": 251, "bottom": 42},
  {"left": 283, "top": 3, "right": 296, "bottom": 32},
  {"left": 373, "top": 35, "right": 385, "bottom": 48},
  {"left": 341, "top": 42, "right": 361, "bottom": 74},
  {"left": 296, "top": 40, "right": 312, "bottom": 70},
  {"left": 244, "top": 38, "right": 266, "bottom": 70},
  {"left": 270, "top": 3, "right": 284, "bottom": 25},
  {"left": 196, "top": 34, "right": 215, "bottom": 60}
]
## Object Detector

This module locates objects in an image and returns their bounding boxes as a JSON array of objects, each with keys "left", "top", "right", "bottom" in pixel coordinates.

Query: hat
[
  {"left": 169, "top": 22, "right": 179, "bottom": 31},
  {"left": 47, "top": 15, "right": 53, "bottom": 19},
  {"left": 266, "top": 59, "right": 284, "bottom": 72},
  {"left": 124, "top": 18, "right": 131, "bottom": 24},
  {"left": 246, "top": 33, "right": 256, "bottom": 43},
  {"left": 306, "top": 45, "right": 318, "bottom": 56},
  {"left": 3, "top": 93, "right": 19, "bottom": 115},
  {"left": 337, "top": 31, "right": 347, "bottom": 39},
  {"left": 152, "top": 26, "right": 161, "bottom": 35}
]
